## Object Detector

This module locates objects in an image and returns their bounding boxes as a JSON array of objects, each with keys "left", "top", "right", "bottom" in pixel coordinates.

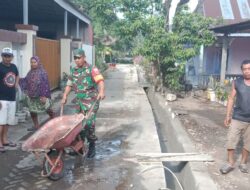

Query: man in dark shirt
[
  {"left": 220, "top": 60, "right": 250, "bottom": 174},
  {"left": 0, "top": 47, "right": 19, "bottom": 153}
]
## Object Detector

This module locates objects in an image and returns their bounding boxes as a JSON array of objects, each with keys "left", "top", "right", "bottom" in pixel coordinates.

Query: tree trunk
[{"left": 164, "top": 0, "right": 172, "bottom": 31}]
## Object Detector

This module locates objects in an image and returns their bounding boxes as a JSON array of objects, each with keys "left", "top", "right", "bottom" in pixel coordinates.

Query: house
[
  {"left": 0, "top": 0, "right": 93, "bottom": 90},
  {"left": 167, "top": 0, "right": 250, "bottom": 88}
]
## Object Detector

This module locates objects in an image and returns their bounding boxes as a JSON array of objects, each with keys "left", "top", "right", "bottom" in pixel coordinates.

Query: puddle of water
[
  {"left": 62, "top": 137, "right": 124, "bottom": 185},
  {"left": 95, "top": 139, "right": 122, "bottom": 160}
]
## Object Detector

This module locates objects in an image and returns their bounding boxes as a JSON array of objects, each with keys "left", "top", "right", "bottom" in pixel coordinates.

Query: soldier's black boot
[{"left": 87, "top": 142, "right": 96, "bottom": 158}]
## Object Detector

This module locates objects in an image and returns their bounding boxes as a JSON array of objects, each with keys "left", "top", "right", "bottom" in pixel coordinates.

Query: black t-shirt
[
  {"left": 233, "top": 77, "right": 250, "bottom": 122},
  {"left": 0, "top": 62, "right": 19, "bottom": 101}
]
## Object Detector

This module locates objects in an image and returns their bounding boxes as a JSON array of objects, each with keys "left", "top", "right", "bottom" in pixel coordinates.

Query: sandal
[
  {"left": 0, "top": 146, "right": 6, "bottom": 153},
  {"left": 3, "top": 142, "right": 17, "bottom": 147},
  {"left": 220, "top": 163, "right": 234, "bottom": 174},
  {"left": 239, "top": 164, "right": 249, "bottom": 173}
]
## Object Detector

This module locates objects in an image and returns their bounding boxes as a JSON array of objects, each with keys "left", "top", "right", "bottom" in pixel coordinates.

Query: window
[
  {"left": 219, "top": 0, "right": 235, "bottom": 19},
  {"left": 237, "top": 0, "right": 250, "bottom": 19}
]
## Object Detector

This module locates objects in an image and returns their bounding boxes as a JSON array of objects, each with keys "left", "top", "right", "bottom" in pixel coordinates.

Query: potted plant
[
  {"left": 215, "top": 85, "right": 229, "bottom": 106},
  {"left": 222, "top": 90, "right": 229, "bottom": 106},
  {"left": 215, "top": 86, "right": 223, "bottom": 103}
]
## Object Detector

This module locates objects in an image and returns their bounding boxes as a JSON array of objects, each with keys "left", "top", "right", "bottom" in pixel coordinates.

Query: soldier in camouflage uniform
[{"left": 62, "top": 48, "right": 105, "bottom": 158}]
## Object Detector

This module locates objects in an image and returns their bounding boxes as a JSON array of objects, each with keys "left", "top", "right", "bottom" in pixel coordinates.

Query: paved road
[{"left": 0, "top": 65, "right": 165, "bottom": 190}]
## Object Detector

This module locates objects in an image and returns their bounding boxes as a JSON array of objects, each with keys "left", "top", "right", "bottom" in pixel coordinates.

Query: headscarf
[{"left": 19, "top": 56, "right": 51, "bottom": 98}]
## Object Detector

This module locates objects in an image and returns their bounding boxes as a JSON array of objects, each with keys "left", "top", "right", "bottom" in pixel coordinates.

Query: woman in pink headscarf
[{"left": 19, "top": 56, "right": 55, "bottom": 131}]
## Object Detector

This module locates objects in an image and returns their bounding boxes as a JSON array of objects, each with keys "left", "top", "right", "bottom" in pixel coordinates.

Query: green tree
[
  {"left": 71, "top": 0, "right": 119, "bottom": 31},
  {"left": 136, "top": 6, "right": 216, "bottom": 91},
  {"left": 71, "top": 0, "right": 164, "bottom": 57},
  {"left": 70, "top": 1, "right": 215, "bottom": 92},
  {"left": 71, "top": 0, "right": 120, "bottom": 69},
  {"left": 114, "top": 0, "right": 163, "bottom": 51},
  {"left": 172, "top": 6, "right": 215, "bottom": 60}
]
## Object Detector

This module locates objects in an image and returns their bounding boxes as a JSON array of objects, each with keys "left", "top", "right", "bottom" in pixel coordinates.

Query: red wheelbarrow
[{"left": 22, "top": 103, "right": 96, "bottom": 181}]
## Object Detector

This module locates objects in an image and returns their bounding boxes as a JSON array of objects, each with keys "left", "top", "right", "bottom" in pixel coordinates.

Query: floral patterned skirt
[{"left": 25, "top": 96, "right": 52, "bottom": 113}]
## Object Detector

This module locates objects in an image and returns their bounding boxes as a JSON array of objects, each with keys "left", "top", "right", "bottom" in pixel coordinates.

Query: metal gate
[{"left": 35, "top": 37, "right": 60, "bottom": 90}]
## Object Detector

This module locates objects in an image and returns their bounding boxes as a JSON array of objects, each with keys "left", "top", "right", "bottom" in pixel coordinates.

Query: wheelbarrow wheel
[{"left": 43, "top": 150, "right": 64, "bottom": 181}]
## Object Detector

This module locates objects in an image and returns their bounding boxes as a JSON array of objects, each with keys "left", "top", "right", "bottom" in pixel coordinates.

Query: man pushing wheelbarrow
[
  {"left": 21, "top": 49, "right": 105, "bottom": 180},
  {"left": 61, "top": 48, "right": 105, "bottom": 158}
]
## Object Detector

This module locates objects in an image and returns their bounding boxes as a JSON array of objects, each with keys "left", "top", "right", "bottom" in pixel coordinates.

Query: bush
[{"left": 95, "top": 58, "right": 108, "bottom": 73}]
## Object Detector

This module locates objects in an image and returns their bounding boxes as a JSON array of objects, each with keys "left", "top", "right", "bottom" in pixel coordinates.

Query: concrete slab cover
[{"left": 97, "top": 64, "right": 166, "bottom": 189}]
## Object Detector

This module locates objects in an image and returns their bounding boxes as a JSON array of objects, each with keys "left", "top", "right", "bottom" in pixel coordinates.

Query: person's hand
[
  {"left": 97, "top": 92, "right": 105, "bottom": 100},
  {"left": 40, "top": 96, "right": 47, "bottom": 104},
  {"left": 224, "top": 116, "right": 231, "bottom": 127},
  {"left": 61, "top": 95, "right": 67, "bottom": 105}
]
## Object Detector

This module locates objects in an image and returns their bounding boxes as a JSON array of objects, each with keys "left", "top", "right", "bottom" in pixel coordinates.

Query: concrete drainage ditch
[{"left": 144, "top": 87, "right": 218, "bottom": 190}]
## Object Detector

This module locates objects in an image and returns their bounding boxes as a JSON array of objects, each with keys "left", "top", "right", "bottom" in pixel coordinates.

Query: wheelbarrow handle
[
  {"left": 60, "top": 105, "right": 64, "bottom": 116},
  {"left": 60, "top": 97, "right": 99, "bottom": 118},
  {"left": 85, "top": 97, "right": 100, "bottom": 120}
]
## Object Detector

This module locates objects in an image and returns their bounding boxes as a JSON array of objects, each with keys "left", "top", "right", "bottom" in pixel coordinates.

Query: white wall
[
  {"left": 16, "top": 29, "right": 36, "bottom": 77},
  {"left": 60, "top": 38, "right": 72, "bottom": 77},
  {"left": 227, "top": 38, "right": 250, "bottom": 74},
  {"left": 82, "top": 44, "right": 94, "bottom": 65}
]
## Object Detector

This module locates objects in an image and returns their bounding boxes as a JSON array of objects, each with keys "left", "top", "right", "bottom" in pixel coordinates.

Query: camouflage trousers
[
  {"left": 74, "top": 98, "right": 99, "bottom": 142},
  {"left": 80, "top": 112, "right": 98, "bottom": 142}
]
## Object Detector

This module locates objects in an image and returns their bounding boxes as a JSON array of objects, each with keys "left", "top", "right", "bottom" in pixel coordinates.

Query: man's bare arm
[
  {"left": 62, "top": 85, "right": 72, "bottom": 104},
  {"left": 15, "top": 76, "right": 19, "bottom": 89},
  {"left": 97, "top": 81, "right": 105, "bottom": 100},
  {"left": 224, "top": 81, "right": 237, "bottom": 126}
]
